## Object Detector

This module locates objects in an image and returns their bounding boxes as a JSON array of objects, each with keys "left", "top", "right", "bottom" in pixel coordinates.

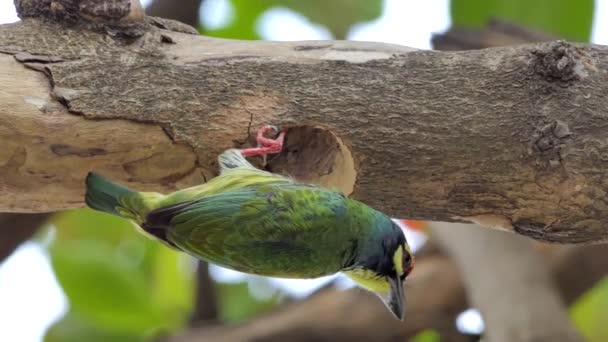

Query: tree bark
[
  {"left": 427, "top": 21, "right": 588, "bottom": 342},
  {"left": 431, "top": 222, "right": 582, "bottom": 342},
  {"left": 3, "top": 1, "right": 608, "bottom": 243}
]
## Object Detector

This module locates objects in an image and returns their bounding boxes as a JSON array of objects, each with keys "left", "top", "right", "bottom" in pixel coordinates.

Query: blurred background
[{"left": 0, "top": 0, "right": 607, "bottom": 341}]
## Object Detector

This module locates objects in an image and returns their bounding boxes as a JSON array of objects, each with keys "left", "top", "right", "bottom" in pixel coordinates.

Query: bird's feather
[{"left": 147, "top": 184, "right": 357, "bottom": 278}]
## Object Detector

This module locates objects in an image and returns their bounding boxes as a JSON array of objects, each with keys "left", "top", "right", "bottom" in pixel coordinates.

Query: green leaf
[
  {"left": 571, "top": 277, "right": 608, "bottom": 342},
  {"left": 411, "top": 329, "right": 441, "bottom": 342},
  {"left": 50, "top": 209, "right": 143, "bottom": 246},
  {"left": 204, "top": 1, "right": 271, "bottom": 39},
  {"left": 203, "top": 0, "right": 382, "bottom": 40},
  {"left": 50, "top": 240, "right": 170, "bottom": 335},
  {"left": 47, "top": 209, "right": 194, "bottom": 337},
  {"left": 45, "top": 312, "right": 145, "bottom": 342},
  {"left": 151, "top": 245, "right": 196, "bottom": 315},
  {"left": 281, "top": 0, "right": 382, "bottom": 39},
  {"left": 450, "top": 0, "right": 594, "bottom": 41}
]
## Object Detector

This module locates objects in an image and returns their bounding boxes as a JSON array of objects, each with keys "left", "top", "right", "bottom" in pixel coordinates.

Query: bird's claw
[
  {"left": 240, "top": 125, "right": 286, "bottom": 158},
  {"left": 261, "top": 125, "right": 280, "bottom": 136}
]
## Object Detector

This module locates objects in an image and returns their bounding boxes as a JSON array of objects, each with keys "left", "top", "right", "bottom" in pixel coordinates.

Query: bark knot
[
  {"left": 532, "top": 41, "right": 587, "bottom": 83},
  {"left": 528, "top": 120, "right": 572, "bottom": 168},
  {"left": 15, "top": 0, "right": 146, "bottom": 38}
]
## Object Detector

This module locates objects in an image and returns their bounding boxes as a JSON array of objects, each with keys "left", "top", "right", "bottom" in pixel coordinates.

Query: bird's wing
[
  {"left": 148, "top": 184, "right": 352, "bottom": 278},
  {"left": 158, "top": 166, "right": 293, "bottom": 207}
]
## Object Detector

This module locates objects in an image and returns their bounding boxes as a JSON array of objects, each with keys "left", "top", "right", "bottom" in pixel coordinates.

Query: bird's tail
[
  {"left": 217, "top": 149, "right": 256, "bottom": 174},
  {"left": 85, "top": 172, "right": 160, "bottom": 222},
  {"left": 85, "top": 172, "right": 136, "bottom": 218}
]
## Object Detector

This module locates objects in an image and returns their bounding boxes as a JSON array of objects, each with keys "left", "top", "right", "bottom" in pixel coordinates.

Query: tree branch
[
  {"left": 2, "top": 3, "right": 608, "bottom": 242},
  {"left": 167, "top": 240, "right": 607, "bottom": 341},
  {"left": 189, "top": 261, "right": 219, "bottom": 326},
  {"left": 432, "top": 18, "right": 556, "bottom": 51},
  {"left": 422, "top": 21, "right": 592, "bottom": 342},
  {"left": 145, "top": 0, "right": 202, "bottom": 28},
  {"left": 0, "top": 213, "right": 49, "bottom": 263},
  {"left": 550, "top": 243, "right": 608, "bottom": 305},
  {"left": 431, "top": 223, "right": 582, "bottom": 342},
  {"left": 170, "top": 256, "right": 469, "bottom": 342}
]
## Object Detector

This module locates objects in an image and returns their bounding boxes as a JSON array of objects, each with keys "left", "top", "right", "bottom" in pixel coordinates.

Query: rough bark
[
  {"left": 431, "top": 222, "right": 583, "bottom": 342},
  {"left": 427, "top": 22, "right": 591, "bottom": 342},
  {"left": 425, "top": 22, "right": 590, "bottom": 342},
  {"left": 2, "top": 2, "right": 608, "bottom": 243}
]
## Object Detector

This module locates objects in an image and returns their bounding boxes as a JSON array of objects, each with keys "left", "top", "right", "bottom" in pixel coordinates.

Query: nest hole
[{"left": 266, "top": 126, "right": 357, "bottom": 195}]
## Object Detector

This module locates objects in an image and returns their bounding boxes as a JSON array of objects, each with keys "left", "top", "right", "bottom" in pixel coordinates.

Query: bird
[{"left": 85, "top": 125, "right": 414, "bottom": 320}]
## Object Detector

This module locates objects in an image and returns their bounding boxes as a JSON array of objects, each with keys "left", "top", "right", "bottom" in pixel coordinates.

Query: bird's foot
[{"left": 240, "top": 125, "right": 286, "bottom": 157}]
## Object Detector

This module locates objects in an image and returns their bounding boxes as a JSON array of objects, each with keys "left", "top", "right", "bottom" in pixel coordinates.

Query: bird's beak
[{"left": 384, "top": 275, "right": 406, "bottom": 320}]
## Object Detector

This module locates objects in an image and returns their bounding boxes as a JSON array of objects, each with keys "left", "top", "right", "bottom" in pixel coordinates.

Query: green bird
[{"left": 85, "top": 125, "right": 414, "bottom": 320}]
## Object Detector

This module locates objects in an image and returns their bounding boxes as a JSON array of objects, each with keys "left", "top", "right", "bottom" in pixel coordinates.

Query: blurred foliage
[
  {"left": 571, "top": 277, "right": 608, "bottom": 342},
  {"left": 451, "top": 0, "right": 594, "bottom": 41},
  {"left": 45, "top": 313, "right": 145, "bottom": 342},
  {"left": 43, "top": 209, "right": 283, "bottom": 340},
  {"left": 217, "top": 280, "right": 281, "bottom": 322},
  {"left": 44, "top": 209, "right": 194, "bottom": 340},
  {"left": 410, "top": 329, "right": 441, "bottom": 342},
  {"left": 202, "top": 0, "right": 383, "bottom": 39}
]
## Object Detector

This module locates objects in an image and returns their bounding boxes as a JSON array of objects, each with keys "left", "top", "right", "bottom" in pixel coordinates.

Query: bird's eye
[
  {"left": 402, "top": 252, "right": 414, "bottom": 276},
  {"left": 403, "top": 253, "right": 411, "bottom": 267}
]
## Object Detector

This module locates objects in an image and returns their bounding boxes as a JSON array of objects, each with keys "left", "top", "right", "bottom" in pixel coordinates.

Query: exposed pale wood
[
  {"left": 0, "top": 54, "right": 203, "bottom": 212},
  {"left": 1, "top": 9, "right": 608, "bottom": 242}
]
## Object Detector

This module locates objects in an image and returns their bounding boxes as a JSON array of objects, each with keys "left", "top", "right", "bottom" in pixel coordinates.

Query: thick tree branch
[
  {"left": 425, "top": 22, "right": 588, "bottom": 342},
  {"left": 2, "top": 3, "right": 608, "bottom": 242}
]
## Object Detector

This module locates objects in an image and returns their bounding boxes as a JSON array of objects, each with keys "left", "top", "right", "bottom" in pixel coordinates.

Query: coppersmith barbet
[{"left": 85, "top": 126, "right": 414, "bottom": 319}]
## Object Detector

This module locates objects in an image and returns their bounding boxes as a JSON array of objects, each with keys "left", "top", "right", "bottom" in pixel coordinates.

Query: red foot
[{"left": 241, "top": 125, "right": 286, "bottom": 157}]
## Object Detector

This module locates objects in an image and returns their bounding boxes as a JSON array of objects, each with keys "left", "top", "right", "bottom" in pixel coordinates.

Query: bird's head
[{"left": 343, "top": 219, "right": 414, "bottom": 320}]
